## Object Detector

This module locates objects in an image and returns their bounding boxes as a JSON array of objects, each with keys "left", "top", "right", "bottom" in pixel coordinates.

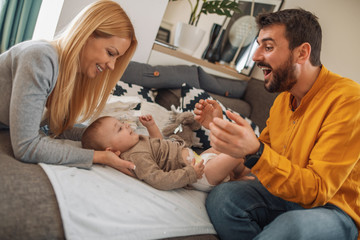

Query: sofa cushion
[
  {"left": 207, "top": 92, "right": 251, "bottom": 118},
  {"left": 121, "top": 61, "right": 201, "bottom": 89},
  {"left": 180, "top": 84, "right": 259, "bottom": 149},
  {"left": 155, "top": 89, "right": 181, "bottom": 111},
  {"left": 122, "top": 61, "right": 248, "bottom": 99},
  {"left": 112, "top": 81, "right": 156, "bottom": 110},
  {"left": 198, "top": 67, "right": 248, "bottom": 99}
]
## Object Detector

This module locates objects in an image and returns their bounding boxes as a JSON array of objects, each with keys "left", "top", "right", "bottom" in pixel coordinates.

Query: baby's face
[{"left": 100, "top": 117, "right": 139, "bottom": 153}]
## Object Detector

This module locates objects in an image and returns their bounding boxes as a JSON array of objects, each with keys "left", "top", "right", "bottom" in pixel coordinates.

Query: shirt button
[
  {"left": 293, "top": 120, "right": 296, "bottom": 124},
  {"left": 153, "top": 71, "right": 160, "bottom": 76},
  {"left": 266, "top": 184, "right": 271, "bottom": 188}
]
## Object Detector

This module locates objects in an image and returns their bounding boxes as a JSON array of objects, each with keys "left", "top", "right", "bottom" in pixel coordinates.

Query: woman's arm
[
  {"left": 4, "top": 41, "right": 138, "bottom": 176},
  {"left": 58, "top": 126, "right": 86, "bottom": 141},
  {"left": 7, "top": 42, "right": 94, "bottom": 168}
]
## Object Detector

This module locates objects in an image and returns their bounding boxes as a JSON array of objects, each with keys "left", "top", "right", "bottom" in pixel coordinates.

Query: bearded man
[{"left": 194, "top": 8, "right": 360, "bottom": 240}]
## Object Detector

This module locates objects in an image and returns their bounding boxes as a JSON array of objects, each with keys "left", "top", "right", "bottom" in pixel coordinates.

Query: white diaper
[{"left": 187, "top": 149, "right": 219, "bottom": 192}]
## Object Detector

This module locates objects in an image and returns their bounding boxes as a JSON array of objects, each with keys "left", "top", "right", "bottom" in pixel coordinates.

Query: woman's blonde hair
[{"left": 48, "top": 0, "right": 137, "bottom": 136}]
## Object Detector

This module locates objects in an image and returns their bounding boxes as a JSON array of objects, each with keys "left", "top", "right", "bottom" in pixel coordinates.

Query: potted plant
[
  {"left": 174, "top": 0, "right": 241, "bottom": 26},
  {"left": 170, "top": 0, "right": 241, "bottom": 55}
]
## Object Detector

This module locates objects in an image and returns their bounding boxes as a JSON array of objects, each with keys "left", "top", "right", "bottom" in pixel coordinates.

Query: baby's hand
[
  {"left": 139, "top": 115, "right": 155, "bottom": 127},
  {"left": 191, "top": 158, "right": 204, "bottom": 179}
]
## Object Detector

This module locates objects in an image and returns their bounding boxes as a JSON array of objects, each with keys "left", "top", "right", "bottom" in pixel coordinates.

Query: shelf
[{"left": 152, "top": 43, "right": 250, "bottom": 81}]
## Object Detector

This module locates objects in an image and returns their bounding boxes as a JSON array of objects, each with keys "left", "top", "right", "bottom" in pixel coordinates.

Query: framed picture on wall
[
  {"left": 219, "top": 0, "right": 284, "bottom": 76},
  {"left": 156, "top": 26, "right": 171, "bottom": 43}
]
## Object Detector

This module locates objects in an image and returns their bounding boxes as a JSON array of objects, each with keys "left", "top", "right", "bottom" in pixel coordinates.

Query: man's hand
[{"left": 209, "top": 110, "right": 260, "bottom": 159}]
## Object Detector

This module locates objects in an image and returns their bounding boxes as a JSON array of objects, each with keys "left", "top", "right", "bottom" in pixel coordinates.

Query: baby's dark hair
[
  {"left": 81, "top": 116, "right": 111, "bottom": 150},
  {"left": 256, "top": 8, "right": 322, "bottom": 66}
]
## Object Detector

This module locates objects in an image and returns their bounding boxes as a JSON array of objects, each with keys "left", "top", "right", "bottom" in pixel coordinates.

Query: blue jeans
[{"left": 206, "top": 180, "right": 358, "bottom": 240}]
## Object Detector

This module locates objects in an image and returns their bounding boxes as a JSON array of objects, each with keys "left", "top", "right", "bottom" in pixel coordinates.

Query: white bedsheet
[{"left": 40, "top": 163, "right": 216, "bottom": 240}]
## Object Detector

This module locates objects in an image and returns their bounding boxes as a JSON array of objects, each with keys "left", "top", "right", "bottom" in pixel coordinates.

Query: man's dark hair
[{"left": 256, "top": 8, "right": 322, "bottom": 66}]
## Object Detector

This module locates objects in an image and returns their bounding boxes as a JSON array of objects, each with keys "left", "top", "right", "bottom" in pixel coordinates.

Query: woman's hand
[
  {"left": 194, "top": 99, "right": 223, "bottom": 129},
  {"left": 209, "top": 110, "right": 260, "bottom": 159},
  {"left": 93, "top": 150, "right": 136, "bottom": 177}
]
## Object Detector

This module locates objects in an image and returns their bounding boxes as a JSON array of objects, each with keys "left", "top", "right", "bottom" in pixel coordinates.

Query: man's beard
[{"left": 261, "top": 53, "right": 297, "bottom": 93}]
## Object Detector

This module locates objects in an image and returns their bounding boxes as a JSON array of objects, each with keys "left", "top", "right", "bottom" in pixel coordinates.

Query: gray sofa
[{"left": 0, "top": 63, "right": 277, "bottom": 240}]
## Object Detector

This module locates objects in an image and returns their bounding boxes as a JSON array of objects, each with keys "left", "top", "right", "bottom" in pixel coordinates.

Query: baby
[{"left": 82, "top": 115, "right": 248, "bottom": 192}]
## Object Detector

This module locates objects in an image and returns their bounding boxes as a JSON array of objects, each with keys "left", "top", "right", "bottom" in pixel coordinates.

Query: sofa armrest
[{"left": 0, "top": 131, "right": 64, "bottom": 240}]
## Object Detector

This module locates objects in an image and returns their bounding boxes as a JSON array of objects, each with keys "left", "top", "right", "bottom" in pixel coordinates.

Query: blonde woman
[{"left": 0, "top": 0, "right": 138, "bottom": 175}]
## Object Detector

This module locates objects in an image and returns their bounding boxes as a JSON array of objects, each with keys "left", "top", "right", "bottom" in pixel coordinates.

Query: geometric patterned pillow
[
  {"left": 180, "top": 83, "right": 260, "bottom": 149},
  {"left": 112, "top": 81, "right": 156, "bottom": 110}
]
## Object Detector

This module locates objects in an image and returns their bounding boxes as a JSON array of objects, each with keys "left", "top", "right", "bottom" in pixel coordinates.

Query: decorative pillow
[
  {"left": 121, "top": 61, "right": 201, "bottom": 89},
  {"left": 180, "top": 83, "right": 260, "bottom": 149},
  {"left": 197, "top": 67, "right": 248, "bottom": 99},
  {"left": 112, "top": 81, "right": 156, "bottom": 110}
]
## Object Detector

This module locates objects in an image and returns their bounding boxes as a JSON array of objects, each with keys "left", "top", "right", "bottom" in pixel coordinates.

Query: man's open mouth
[{"left": 258, "top": 64, "right": 272, "bottom": 78}]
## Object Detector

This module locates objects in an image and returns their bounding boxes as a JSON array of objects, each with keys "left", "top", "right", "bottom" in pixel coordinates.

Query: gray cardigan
[{"left": 0, "top": 40, "right": 93, "bottom": 168}]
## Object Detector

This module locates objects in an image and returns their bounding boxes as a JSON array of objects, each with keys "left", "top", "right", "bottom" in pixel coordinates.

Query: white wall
[
  {"left": 252, "top": 0, "right": 360, "bottom": 83},
  {"left": 32, "top": 0, "right": 64, "bottom": 41},
  {"left": 162, "top": 0, "right": 360, "bottom": 83},
  {"left": 161, "top": 0, "right": 227, "bottom": 59},
  {"left": 34, "top": 0, "right": 168, "bottom": 63}
]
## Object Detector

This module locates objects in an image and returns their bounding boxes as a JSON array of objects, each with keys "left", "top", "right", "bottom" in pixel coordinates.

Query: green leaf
[{"left": 177, "top": 0, "right": 242, "bottom": 26}]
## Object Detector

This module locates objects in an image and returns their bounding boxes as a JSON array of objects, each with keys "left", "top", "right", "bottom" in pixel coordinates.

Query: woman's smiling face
[{"left": 80, "top": 34, "right": 131, "bottom": 78}]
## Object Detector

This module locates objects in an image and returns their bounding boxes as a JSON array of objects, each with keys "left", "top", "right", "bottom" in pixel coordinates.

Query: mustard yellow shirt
[{"left": 255, "top": 66, "right": 360, "bottom": 232}]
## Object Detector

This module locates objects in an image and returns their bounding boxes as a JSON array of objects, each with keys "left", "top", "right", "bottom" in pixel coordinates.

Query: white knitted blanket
[{"left": 40, "top": 163, "right": 216, "bottom": 240}]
